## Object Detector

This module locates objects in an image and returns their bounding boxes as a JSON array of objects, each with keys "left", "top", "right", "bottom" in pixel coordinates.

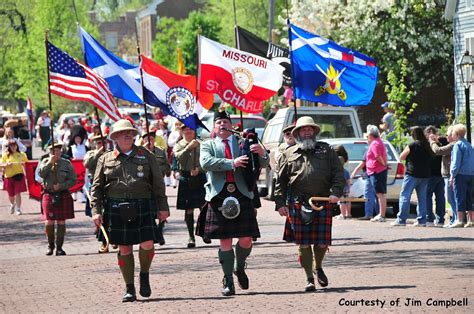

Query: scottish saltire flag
[
  {"left": 289, "top": 24, "right": 378, "bottom": 106},
  {"left": 141, "top": 55, "right": 214, "bottom": 130},
  {"left": 26, "top": 96, "right": 35, "bottom": 136},
  {"left": 79, "top": 26, "right": 143, "bottom": 104}
]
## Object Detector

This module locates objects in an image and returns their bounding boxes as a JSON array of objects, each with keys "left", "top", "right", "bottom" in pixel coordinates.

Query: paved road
[{"left": 0, "top": 184, "right": 473, "bottom": 313}]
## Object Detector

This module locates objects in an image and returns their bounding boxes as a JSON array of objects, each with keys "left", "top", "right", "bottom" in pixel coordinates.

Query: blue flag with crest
[
  {"left": 79, "top": 26, "right": 143, "bottom": 104},
  {"left": 289, "top": 24, "right": 378, "bottom": 106}
]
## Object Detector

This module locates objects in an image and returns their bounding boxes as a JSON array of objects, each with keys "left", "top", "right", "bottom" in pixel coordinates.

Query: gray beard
[{"left": 296, "top": 137, "right": 317, "bottom": 150}]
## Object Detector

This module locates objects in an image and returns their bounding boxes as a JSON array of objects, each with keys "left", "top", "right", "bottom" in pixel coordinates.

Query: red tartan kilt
[
  {"left": 41, "top": 190, "right": 75, "bottom": 221},
  {"left": 283, "top": 206, "right": 333, "bottom": 246}
]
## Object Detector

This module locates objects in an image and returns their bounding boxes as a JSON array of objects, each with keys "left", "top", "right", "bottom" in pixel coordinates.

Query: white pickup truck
[{"left": 258, "top": 106, "right": 363, "bottom": 198}]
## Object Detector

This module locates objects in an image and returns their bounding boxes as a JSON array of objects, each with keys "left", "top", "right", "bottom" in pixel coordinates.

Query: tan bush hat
[
  {"left": 109, "top": 119, "right": 138, "bottom": 139},
  {"left": 291, "top": 116, "right": 321, "bottom": 137}
]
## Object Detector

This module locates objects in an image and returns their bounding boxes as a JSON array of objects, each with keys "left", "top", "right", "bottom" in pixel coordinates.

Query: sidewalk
[{"left": 0, "top": 187, "right": 473, "bottom": 313}]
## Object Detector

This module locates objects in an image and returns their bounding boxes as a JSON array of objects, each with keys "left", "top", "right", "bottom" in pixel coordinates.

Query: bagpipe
[{"left": 221, "top": 127, "right": 263, "bottom": 192}]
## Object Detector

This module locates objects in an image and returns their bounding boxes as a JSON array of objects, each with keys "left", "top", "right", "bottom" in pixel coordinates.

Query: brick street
[{"left": 0, "top": 186, "right": 473, "bottom": 313}]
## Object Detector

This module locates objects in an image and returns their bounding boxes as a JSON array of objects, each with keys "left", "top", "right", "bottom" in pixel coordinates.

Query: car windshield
[
  {"left": 290, "top": 113, "right": 356, "bottom": 138},
  {"left": 342, "top": 142, "right": 397, "bottom": 162},
  {"left": 232, "top": 118, "right": 266, "bottom": 130}
]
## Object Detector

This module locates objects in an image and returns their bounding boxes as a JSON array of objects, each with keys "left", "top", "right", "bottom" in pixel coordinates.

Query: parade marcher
[
  {"left": 1, "top": 140, "right": 28, "bottom": 215},
  {"left": 174, "top": 124, "right": 206, "bottom": 248},
  {"left": 38, "top": 143, "right": 77, "bottom": 256},
  {"left": 275, "top": 116, "right": 345, "bottom": 292},
  {"left": 83, "top": 134, "right": 108, "bottom": 252},
  {"left": 198, "top": 111, "right": 269, "bottom": 296},
  {"left": 140, "top": 128, "right": 171, "bottom": 245},
  {"left": 91, "top": 119, "right": 169, "bottom": 302}
]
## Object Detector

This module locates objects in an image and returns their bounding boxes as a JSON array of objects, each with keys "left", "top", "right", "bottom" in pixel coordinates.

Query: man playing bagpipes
[{"left": 275, "top": 116, "right": 345, "bottom": 292}]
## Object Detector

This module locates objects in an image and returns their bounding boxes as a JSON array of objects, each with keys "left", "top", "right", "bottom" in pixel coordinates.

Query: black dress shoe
[
  {"left": 221, "top": 276, "right": 235, "bottom": 296},
  {"left": 187, "top": 238, "right": 196, "bottom": 248},
  {"left": 139, "top": 272, "right": 151, "bottom": 298},
  {"left": 122, "top": 284, "right": 137, "bottom": 302},
  {"left": 233, "top": 268, "right": 249, "bottom": 290},
  {"left": 305, "top": 278, "right": 316, "bottom": 292},
  {"left": 316, "top": 268, "right": 328, "bottom": 287},
  {"left": 203, "top": 237, "right": 212, "bottom": 244},
  {"left": 56, "top": 249, "right": 66, "bottom": 256},
  {"left": 46, "top": 247, "right": 54, "bottom": 256}
]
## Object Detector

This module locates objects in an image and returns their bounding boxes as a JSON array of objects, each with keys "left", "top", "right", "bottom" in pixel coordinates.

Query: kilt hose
[
  {"left": 283, "top": 203, "right": 334, "bottom": 246},
  {"left": 41, "top": 190, "right": 74, "bottom": 221},
  {"left": 196, "top": 184, "right": 260, "bottom": 239},
  {"left": 103, "top": 198, "right": 162, "bottom": 245},
  {"left": 176, "top": 173, "right": 206, "bottom": 210}
]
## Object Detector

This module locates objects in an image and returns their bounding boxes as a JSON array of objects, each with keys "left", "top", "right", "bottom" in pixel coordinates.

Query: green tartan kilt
[{"left": 103, "top": 198, "right": 162, "bottom": 245}]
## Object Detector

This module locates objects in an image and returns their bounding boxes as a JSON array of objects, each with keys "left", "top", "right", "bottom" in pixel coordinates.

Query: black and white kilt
[
  {"left": 102, "top": 198, "right": 162, "bottom": 245},
  {"left": 283, "top": 203, "right": 334, "bottom": 246},
  {"left": 176, "top": 173, "right": 206, "bottom": 210},
  {"left": 41, "top": 190, "right": 74, "bottom": 221},
  {"left": 196, "top": 183, "right": 260, "bottom": 239}
]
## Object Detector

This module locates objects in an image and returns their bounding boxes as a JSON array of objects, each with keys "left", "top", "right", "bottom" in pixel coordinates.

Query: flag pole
[
  {"left": 44, "top": 30, "right": 55, "bottom": 149},
  {"left": 134, "top": 22, "right": 150, "bottom": 139},
  {"left": 233, "top": 0, "right": 244, "bottom": 132},
  {"left": 73, "top": 0, "right": 107, "bottom": 148},
  {"left": 285, "top": 1, "right": 297, "bottom": 124}
]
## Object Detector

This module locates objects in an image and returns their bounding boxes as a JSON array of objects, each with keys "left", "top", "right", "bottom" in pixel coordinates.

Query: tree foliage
[
  {"left": 1, "top": 0, "right": 98, "bottom": 117},
  {"left": 152, "top": 17, "right": 185, "bottom": 72}
]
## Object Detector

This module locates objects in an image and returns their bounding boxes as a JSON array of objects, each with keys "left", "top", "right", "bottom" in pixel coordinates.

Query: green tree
[
  {"left": 151, "top": 17, "right": 185, "bottom": 71},
  {"left": 385, "top": 59, "right": 417, "bottom": 150}
]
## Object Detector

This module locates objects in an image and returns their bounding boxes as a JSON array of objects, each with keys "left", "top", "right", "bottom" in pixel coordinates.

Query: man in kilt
[
  {"left": 38, "top": 143, "right": 77, "bottom": 256},
  {"left": 198, "top": 111, "right": 269, "bottom": 296},
  {"left": 275, "top": 116, "right": 345, "bottom": 292},
  {"left": 140, "top": 128, "right": 171, "bottom": 245},
  {"left": 174, "top": 124, "right": 206, "bottom": 248},
  {"left": 91, "top": 119, "right": 169, "bottom": 302}
]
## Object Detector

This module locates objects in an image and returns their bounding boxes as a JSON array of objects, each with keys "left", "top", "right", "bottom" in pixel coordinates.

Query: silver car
[{"left": 322, "top": 138, "right": 406, "bottom": 216}]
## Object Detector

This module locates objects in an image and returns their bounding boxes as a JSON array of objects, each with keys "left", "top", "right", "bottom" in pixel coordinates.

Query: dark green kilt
[
  {"left": 196, "top": 184, "right": 260, "bottom": 239},
  {"left": 102, "top": 198, "right": 163, "bottom": 245},
  {"left": 176, "top": 172, "right": 206, "bottom": 209}
]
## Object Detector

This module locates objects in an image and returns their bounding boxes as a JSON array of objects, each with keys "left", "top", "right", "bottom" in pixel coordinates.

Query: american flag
[{"left": 47, "top": 41, "right": 122, "bottom": 121}]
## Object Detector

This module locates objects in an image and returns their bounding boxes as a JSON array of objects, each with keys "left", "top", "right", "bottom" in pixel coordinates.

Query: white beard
[{"left": 296, "top": 136, "right": 317, "bottom": 150}]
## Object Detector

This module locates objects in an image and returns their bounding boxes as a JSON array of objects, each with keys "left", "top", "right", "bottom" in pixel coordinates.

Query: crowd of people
[{"left": 0, "top": 102, "right": 472, "bottom": 302}]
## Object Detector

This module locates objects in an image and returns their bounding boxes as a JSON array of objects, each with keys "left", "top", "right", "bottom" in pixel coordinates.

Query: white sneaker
[
  {"left": 15, "top": 208, "right": 22, "bottom": 215},
  {"left": 413, "top": 221, "right": 426, "bottom": 227},
  {"left": 391, "top": 220, "right": 406, "bottom": 226},
  {"left": 335, "top": 214, "right": 345, "bottom": 220},
  {"left": 464, "top": 222, "right": 473, "bottom": 228},
  {"left": 371, "top": 215, "right": 386, "bottom": 222},
  {"left": 449, "top": 221, "right": 465, "bottom": 228},
  {"left": 10, "top": 204, "right": 15, "bottom": 214}
]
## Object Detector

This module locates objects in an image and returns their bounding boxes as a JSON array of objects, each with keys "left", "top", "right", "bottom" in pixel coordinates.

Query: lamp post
[{"left": 457, "top": 51, "right": 474, "bottom": 143}]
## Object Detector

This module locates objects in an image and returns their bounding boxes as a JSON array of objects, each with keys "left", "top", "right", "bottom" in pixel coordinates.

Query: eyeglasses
[{"left": 284, "top": 132, "right": 292, "bottom": 136}]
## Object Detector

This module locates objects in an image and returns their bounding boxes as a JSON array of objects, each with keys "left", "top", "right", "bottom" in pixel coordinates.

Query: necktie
[{"left": 222, "top": 139, "right": 235, "bottom": 182}]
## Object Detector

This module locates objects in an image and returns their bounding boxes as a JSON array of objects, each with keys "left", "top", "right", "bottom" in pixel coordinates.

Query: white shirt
[
  {"left": 71, "top": 144, "right": 87, "bottom": 160},
  {"left": 215, "top": 135, "right": 235, "bottom": 158}
]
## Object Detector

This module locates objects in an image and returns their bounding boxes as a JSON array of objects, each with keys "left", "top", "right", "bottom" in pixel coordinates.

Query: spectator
[
  {"left": 448, "top": 124, "right": 474, "bottom": 228},
  {"left": 392, "top": 126, "right": 433, "bottom": 226},
  {"left": 1, "top": 140, "right": 28, "bottom": 215},
  {"left": 334, "top": 145, "right": 351, "bottom": 219},
  {"left": 267, "top": 104, "right": 279, "bottom": 120},
  {"left": 429, "top": 126, "right": 456, "bottom": 226},
  {"left": 66, "top": 133, "right": 89, "bottom": 203},
  {"left": 2, "top": 127, "right": 27, "bottom": 154},
  {"left": 379, "top": 102, "right": 394, "bottom": 142},
  {"left": 365, "top": 125, "right": 388, "bottom": 222},
  {"left": 352, "top": 152, "right": 380, "bottom": 220},
  {"left": 36, "top": 110, "right": 51, "bottom": 151}
]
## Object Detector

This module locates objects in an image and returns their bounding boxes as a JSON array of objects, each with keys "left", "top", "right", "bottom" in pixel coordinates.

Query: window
[
  {"left": 465, "top": 34, "right": 474, "bottom": 55},
  {"left": 105, "top": 32, "right": 118, "bottom": 51},
  {"left": 290, "top": 113, "right": 357, "bottom": 138}
]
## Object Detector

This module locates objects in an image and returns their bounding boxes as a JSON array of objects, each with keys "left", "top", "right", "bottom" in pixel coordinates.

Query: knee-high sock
[
  {"left": 184, "top": 213, "right": 195, "bottom": 239},
  {"left": 118, "top": 253, "right": 135, "bottom": 285},
  {"left": 218, "top": 249, "right": 235, "bottom": 278},
  {"left": 298, "top": 246, "right": 314, "bottom": 279},
  {"left": 139, "top": 247, "right": 155, "bottom": 273},
  {"left": 313, "top": 246, "right": 327, "bottom": 270},
  {"left": 56, "top": 224, "right": 65, "bottom": 250},
  {"left": 234, "top": 242, "right": 252, "bottom": 272},
  {"left": 45, "top": 225, "right": 55, "bottom": 249}
]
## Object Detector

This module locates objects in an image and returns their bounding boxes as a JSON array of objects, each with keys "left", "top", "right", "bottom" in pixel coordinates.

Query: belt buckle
[{"left": 226, "top": 183, "right": 236, "bottom": 193}]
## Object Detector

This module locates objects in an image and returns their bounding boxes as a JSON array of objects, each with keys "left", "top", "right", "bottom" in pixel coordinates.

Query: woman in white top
[{"left": 66, "top": 134, "right": 88, "bottom": 202}]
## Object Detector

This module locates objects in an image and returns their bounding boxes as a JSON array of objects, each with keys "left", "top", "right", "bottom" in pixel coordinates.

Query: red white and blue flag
[
  {"left": 26, "top": 96, "right": 35, "bottom": 135},
  {"left": 47, "top": 41, "right": 122, "bottom": 121},
  {"left": 198, "top": 35, "right": 284, "bottom": 113},
  {"left": 141, "top": 55, "right": 213, "bottom": 130}
]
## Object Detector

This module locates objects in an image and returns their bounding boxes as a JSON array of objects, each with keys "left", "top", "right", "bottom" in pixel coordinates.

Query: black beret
[{"left": 214, "top": 110, "right": 231, "bottom": 122}]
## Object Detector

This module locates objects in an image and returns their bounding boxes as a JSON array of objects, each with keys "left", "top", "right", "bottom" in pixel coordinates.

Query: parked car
[
  {"left": 322, "top": 138, "right": 405, "bottom": 216},
  {"left": 259, "top": 106, "right": 363, "bottom": 198}
]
